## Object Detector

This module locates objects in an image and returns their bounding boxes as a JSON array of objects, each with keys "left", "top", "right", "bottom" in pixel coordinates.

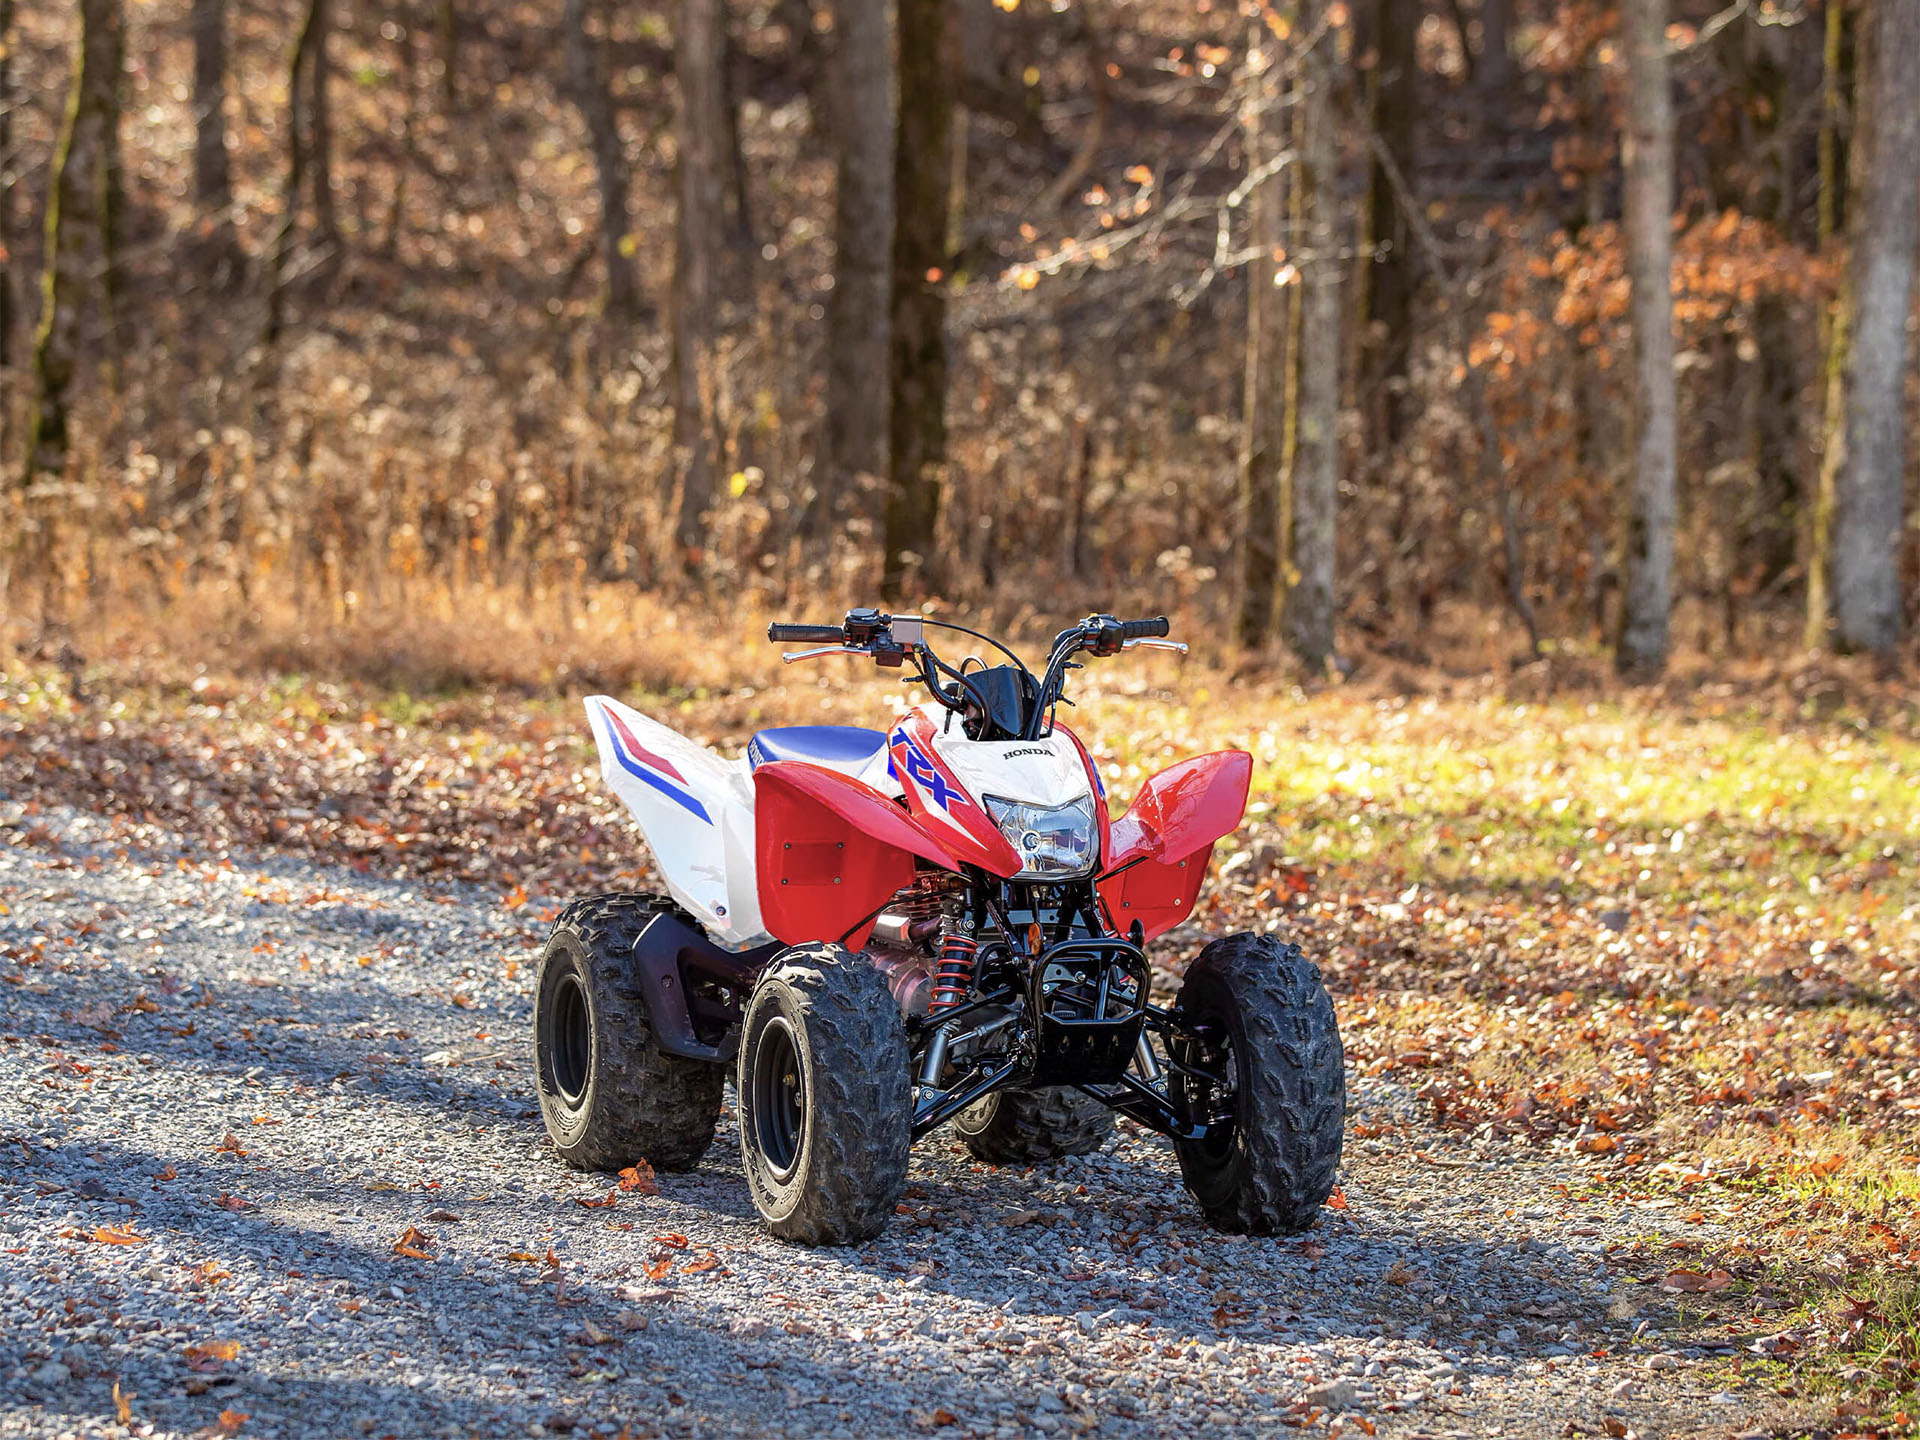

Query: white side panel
[{"left": 583, "top": 695, "right": 769, "bottom": 950}]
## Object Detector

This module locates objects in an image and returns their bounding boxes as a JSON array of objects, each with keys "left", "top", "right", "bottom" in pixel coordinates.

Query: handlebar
[
  {"left": 767, "top": 622, "right": 848, "bottom": 643},
  {"left": 766, "top": 608, "right": 1182, "bottom": 740}
]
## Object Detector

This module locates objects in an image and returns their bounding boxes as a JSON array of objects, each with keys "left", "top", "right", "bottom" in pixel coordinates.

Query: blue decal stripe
[{"left": 604, "top": 717, "right": 714, "bottom": 824}]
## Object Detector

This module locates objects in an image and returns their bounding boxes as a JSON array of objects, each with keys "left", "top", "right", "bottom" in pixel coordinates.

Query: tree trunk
[
  {"left": 1236, "top": 25, "right": 1287, "bottom": 651},
  {"left": 565, "top": 0, "right": 641, "bottom": 322},
  {"left": 191, "top": 0, "right": 233, "bottom": 224},
  {"left": 27, "top": 0, "right": 123, "bottom": 480},
  {"left": 1284, "top": 1, "right": 1342, "bottom": 672},
  {"left": 0, "top": 0, "right": 15, "bottom": 376},
  {"left": 883, "top": 0, "right": 954, "bottom": 601},
  {"left": 264, "top": 0, "right": 335, "bottom": 343},
  {"left": 1616, "top": 0, "right": 1676, "bottom": 680},
  {"left": 1805, "top": 0, "right": 1850, "bottom": 645},
  {"left": 1361, "top": 0, "right": 1416, "bottom": 450},
  {"left": 672, "top": 0, "right": 728, "bottom": 561},
  {"left": 1832, "top": 0, "right": 1920, "bottom": 656},
  {"left": 189, "top": 0, "right": 243, "bottom": 283},
  {"left": 1475, "top": 0, "right": 1513, "bottom": 93},
  {"left": 307, "top": 0, "right": 338, "bottom": 261},
  {"left": 817, "top": 0, "right": 893, "bottom": 540}
]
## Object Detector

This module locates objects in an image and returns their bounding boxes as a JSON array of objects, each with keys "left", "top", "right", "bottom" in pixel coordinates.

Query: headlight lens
[{"left": 983, "top": 795, "right": 1098, "bottom": 878}]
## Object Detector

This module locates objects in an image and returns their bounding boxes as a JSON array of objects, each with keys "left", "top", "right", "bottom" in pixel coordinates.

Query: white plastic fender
[{"left": 582, "top": 695, "right": 770, "bottom": 950}]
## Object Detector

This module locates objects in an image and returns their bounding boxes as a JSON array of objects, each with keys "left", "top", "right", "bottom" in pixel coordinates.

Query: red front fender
[
  {"left": 1097, "top": 750, "right": 1252, "bottom": 940},
  {"left": 753, "top": 762, "right": 963, "bottom": 948}
]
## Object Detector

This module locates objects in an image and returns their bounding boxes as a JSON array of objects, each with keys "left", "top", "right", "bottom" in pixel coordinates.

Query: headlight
[{"left": 983, "top": 795, "right": 1098, "bottom": 878}]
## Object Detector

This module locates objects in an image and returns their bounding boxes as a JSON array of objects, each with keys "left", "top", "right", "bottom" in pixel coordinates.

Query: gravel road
[{"left": 2, "top": 802, "right": 1800, "bottom": 1440}]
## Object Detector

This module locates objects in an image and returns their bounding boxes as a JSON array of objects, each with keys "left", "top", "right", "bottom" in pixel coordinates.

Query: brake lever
[
  {"left": 781, "top": 645, "right": 868, "bottom": 664},
  {"left": 1122, "top": 639, "right": 1190, "bottom": 654}
]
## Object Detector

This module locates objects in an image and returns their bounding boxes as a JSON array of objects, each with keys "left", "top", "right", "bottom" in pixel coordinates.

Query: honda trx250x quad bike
[{"left": 532, "top": 609, "right": 1345, "bottom": 1244}]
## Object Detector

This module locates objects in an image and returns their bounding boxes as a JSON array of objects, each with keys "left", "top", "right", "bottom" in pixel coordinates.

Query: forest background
[{"left": 1, "top": 0, "right": 1916, "bottom": 688}]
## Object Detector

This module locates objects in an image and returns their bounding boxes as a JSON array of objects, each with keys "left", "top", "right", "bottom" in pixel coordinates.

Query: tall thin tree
[
  {"left": 565, "top": 0, "right": 641, "bottom": 322},
  {"left": 264, "top": 0, "right": 338, "bottom": 343},
  {"left": 883, "top": 0, "right": 954, "bottom": 601},
  {"left": 0, "top": 0, "right": 16, "bottom": 377},
  {"left": 1236, "top": 27, "right": 1289, "bottom": 651},
  {"left": 1361, "top": 0, "right": 1417, "bottom": 448},
  {"left": 1616, "top": 0, "right": 1676, "bottom": 679},
  {"left": 1831, "top": 0, "right": 1920, "bottom": 656},
  {"left": 1283, "top": 0, "right": 1343, "bottom": 671},
  {"left": 816, "top": 0, "right": 894, "bottom": 540},
  {"left": 27, "top": 0, "right": 125, "bottom": 480},
  {"left": 190, "top": 0, "right": 240, "bottom": 277},
  {"left": 672, "top": 0, "right": 729, "bottom": 561}
]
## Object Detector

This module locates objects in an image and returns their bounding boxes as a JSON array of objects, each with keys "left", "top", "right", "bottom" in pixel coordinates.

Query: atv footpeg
[{"left": 1025, "top": 939, "right": 1149, "bottom": 1085}]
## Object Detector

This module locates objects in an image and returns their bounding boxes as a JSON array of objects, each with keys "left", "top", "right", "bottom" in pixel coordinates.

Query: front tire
[
  {"left": 737, "top": 944, "right": 911, "bottom": 1245},
  {"left": 533, "top": 894, "right": 724, "bottom": 1173},
  {"left": 1169, "top": 932, "right": 1345, "bottom": 1234},
  {"left": 954, "top": 1087, "right": 1115, "bottom": 1164}
]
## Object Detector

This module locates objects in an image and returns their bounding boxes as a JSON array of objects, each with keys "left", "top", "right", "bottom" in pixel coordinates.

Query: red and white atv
[{"left": 533, "top": 610, "right": 1344, "bottom": 1244}]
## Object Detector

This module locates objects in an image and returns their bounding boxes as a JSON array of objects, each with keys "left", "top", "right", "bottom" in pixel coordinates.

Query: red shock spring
[{"left": 928, "top": 913, "right": 977, "bottom": 1013}]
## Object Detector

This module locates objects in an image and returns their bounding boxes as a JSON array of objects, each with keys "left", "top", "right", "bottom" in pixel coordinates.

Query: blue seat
[{"left": 747, "top": 725, "right": 889, "bottom": 772}]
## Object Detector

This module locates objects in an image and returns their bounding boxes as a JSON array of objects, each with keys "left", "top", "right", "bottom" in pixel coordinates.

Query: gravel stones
[{"left": 0, "top": 804, "right": 1795, "bottom": 1439}]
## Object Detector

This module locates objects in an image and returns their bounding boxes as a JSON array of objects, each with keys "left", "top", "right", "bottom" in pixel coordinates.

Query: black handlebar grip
[
  {"left": 1120, "top": 616, "right": 1171, "bottom": 639},
  {"left": 768, "top": 623, "right": 848, "bottom": 643}
]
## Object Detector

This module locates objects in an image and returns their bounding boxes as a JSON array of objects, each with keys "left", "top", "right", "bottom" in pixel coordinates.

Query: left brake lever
[
  {"left": 781, "top": 645, "right": 868, "bottom": 664},
  {"left": 1122, "top": 638, "right": 1189, "bottom": 654}
]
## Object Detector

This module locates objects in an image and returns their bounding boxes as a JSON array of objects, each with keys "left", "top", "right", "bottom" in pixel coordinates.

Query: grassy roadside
[{"left": 4, "top": 654, "right": 1918, "bottom": 1431}]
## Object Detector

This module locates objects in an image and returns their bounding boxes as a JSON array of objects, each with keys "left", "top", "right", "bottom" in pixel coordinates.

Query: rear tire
[
  {"left": 533, "top": 893, "right": 724, "bottom": 1173},
  {"left": 953, "top": 1087, "right": 1115, "bottom": 1164},
  {"left": 737, "top": 943, "right": 911, "bottom": 1245},
  {"left": 1169, "top": 932, "right": 1345, "bottom": 1234}
]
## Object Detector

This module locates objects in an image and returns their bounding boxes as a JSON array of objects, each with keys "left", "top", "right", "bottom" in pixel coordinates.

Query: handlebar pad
[
  {"left": 768, "top": 623, "right": 848, "bottom": 643},
  {"left": 1119, "top": 616, "right": 1171, "bottom": 639}
]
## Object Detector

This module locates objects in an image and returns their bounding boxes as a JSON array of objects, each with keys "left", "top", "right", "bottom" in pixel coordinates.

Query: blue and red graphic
[
  {"left": 889, "top": 726, "right": 971, "bottom": 812},
  {"left": 603, "top": 709, "right": 713, "bottom": 824}
]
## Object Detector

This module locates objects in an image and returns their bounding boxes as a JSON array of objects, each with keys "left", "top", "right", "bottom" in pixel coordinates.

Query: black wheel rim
[
  {"left": 550, "top": 971, "right": 592, "bottom": 1106},
  {"left": 751, "top": 1016, "right": 806, "bottom": 1182}
]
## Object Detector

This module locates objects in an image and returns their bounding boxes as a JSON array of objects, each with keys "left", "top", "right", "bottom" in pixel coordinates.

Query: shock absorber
[{"left": 927, "top": 907, "right": 977, "bottom": 1014}]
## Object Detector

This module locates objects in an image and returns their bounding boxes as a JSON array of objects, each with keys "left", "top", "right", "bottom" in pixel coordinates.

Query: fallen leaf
[
  {"left": 653, "top": 1232, "right": 690, "bottom": 1249},
  {"left": 90, "top": 1225, "right": 144, "bottom": 1245},
  {"left": 216, "top": 1409, "right": 249, "bottom": 1436},
  {"left": 643, "top": 1258, "right": 674, "bottom": 1280},
  {"left": 576, "top": 1191, "right": 618, "bottom": 1209},
  {"left": 392, "top": 1226, "right": 436, "bottom": 1259},
  {"left": 617, "top": 1162, "right": 658, "bottom": 1195},
  {"left": 1324, "top": 1186, "right": 1349, "bottom": 1211},
  {"left": 113, "top": 1381, "right": 133, "bottom": 1424},
  {"left": 183, "top": 1340, "right": 241, "bottom": 1363},
  {"left": 213, "top": 1133, "right": 249, "bottom": 1158},
  {"left": 682, "top": 1253, "right": 721, "bottom": 1274}
]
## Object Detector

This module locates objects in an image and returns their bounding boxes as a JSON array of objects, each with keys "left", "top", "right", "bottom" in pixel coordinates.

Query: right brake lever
[
  {"left": 1122, "top": 639, "right": 1189, "bottom": 654},
  {"left": 781, "top": 645, "right": 868, "bottom": 664}
]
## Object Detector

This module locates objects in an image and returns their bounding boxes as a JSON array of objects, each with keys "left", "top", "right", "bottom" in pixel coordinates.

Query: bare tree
[
  {"left": 565, "top": 0, "right": 641, "bottom": 322},
  {"left": 1283, "top": 0, "right": 1343, "bottom": 671},
  {"left": 27, "top": 0, "right": 125, "bottom": 480},
  {"left": 0, "top": 0, "right": 16, "bottom": 377},
  {"left": 816, "top": 0, "right": 894, "bottom": 540},
  {"left": 190, "top": 0, "right": 239, "bottom": 278},
  {"left": 1616, "top": 0, "right": 1676, "bottom": 679},
  {"left": 883, "top": 0, "right": 954, "bottom": 601},
  {"left": 672, "top": 0, "right": 729, "bottom": 561},
  {"left": 1236, "top": 28, "right": 1289, "bottom": 650},
  {"left": 264, "top": 0, "right": 339, "bottom": 343},
  {"left": 1831, "top": 0, "right": 1920, "bottom": 656},
  {"left": 1361, "top": 0, "right": 1417, "bottom": 448}
]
